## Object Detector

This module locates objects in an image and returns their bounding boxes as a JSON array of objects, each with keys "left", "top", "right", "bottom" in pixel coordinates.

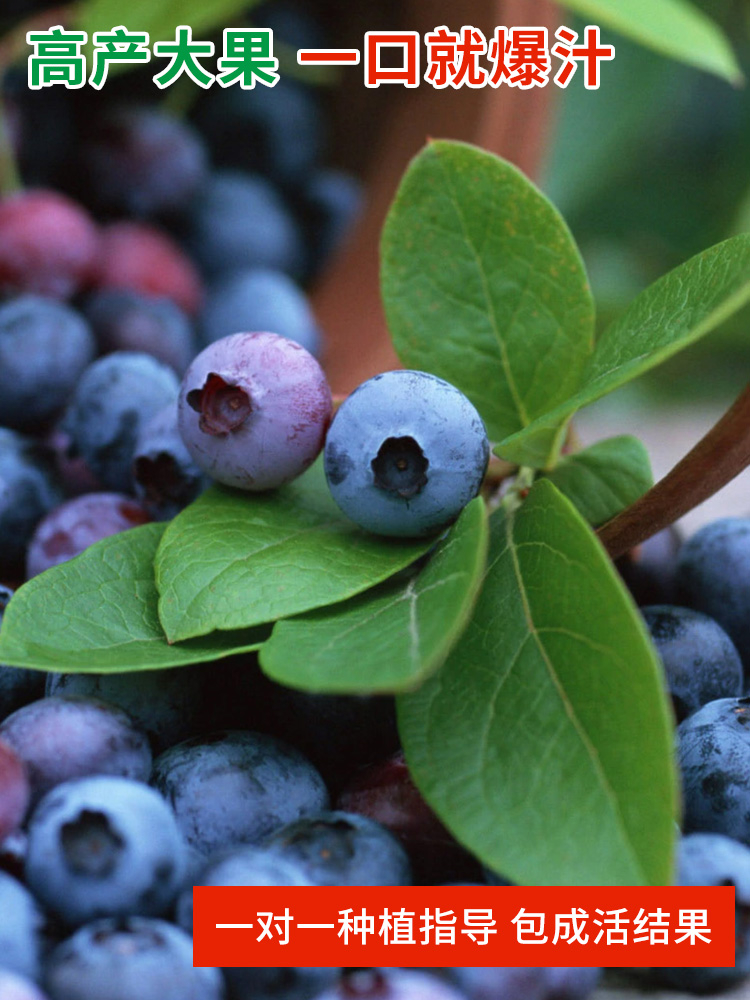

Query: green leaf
[
  {"left": 259, "top": 498, "right": 489, "bottom": 694},
  {"left": 0, "top": 525, "right": 268, "bottom": 673},
  {"left": 155, "top": 460, "right": 434, "bottom": 643},
  {"left": 544, "top": 436, "right": 652, "bottom": 527},
  {"left": 556, "top": 0, "right": 742, "bottom": 84},
  {"left": 381, "top": 140, "right": 595, "bottom": 464},
  {"left": 76, "top": 0, "right": 255, "bottom": 44},
  {"left": 398, "top": 479, "right": 677, "bottom": 886},
  {"left": 499, "top": 234, "right": 750, "bottom": 465}
]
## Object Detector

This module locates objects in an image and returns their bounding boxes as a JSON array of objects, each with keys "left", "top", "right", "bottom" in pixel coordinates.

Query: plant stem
[{"left": 597, "top": 382, "right": 750, "bottom": 559}]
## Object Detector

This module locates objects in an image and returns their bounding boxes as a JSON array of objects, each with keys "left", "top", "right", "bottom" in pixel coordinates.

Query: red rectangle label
[{"left": 193, "top": 886, "right": 734, "bottom": 968}]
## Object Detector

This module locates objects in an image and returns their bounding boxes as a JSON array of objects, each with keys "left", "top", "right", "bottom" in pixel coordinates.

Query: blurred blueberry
[
  {"left": 188, "top": 171, "right": 303, "bottom": 277},
  {"left": 200, "top": 268, "right": 320, "bottom": 356},
  {"left": 303, "top": 168, "right": 363, "bottom": 273},
  {"left": 0, "top": 969, "right": 49, "bottom": 999},
  {"left": 0, "top": 296, "right": 95, "bottom": 431},
  {"left": 0, "top": 587, "right": 45, "bottom": 721},
  {"left": 0, "top": 871, "right": 43, "bottom": 981},
  {"left": 84, "top": 290, "right": 196, "bottom": 375},
  {"left": 62, "top": 352, "right": 179, "bottom": 493}
]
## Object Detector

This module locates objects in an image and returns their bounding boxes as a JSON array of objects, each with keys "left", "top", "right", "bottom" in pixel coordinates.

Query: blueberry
[
  {"left": 132, "top": 403, "right": 205, "bottom": 520},
  {"left": 176, "top": 845, "right": 311, "bottom": 934},
  {"left": 188, "top": 171, "right": 303, "bottom": 276},
  {"left": 0, "top": 739, "right": 29, "bottom": 840},
  {"left": 194, "top": 80, "right": 324, "bottom": 186},
  {"left": 315, "top": 969, "right": 464, "bottom": 1000},
  {"left": 81, "top": 108, "right": 208, "bottom": 220},
  {"left": 26, "top": 493, "right": 151, "bottom": 578},
  {"left": 677, "top": 518, "right": 750, "bottom": 672},
  {"left": 0, "top": 191, "right": 100, "bottom": 300},
  {"left": 0, "top": 696, "right": 151, "bottom": 807},
  {"left": 0, "top": 969, "right": 49, "bottom": 1000},
  {"left": 678, "top": 697, "right": 750, "bottom": 843},
  {"left": 0, "top": 429, "right": 63, "bottom": 577},
  {"left": 227, "top": 967, "right": 338, "bottom": 1000},
  {"left": 0, "top": 870, "right": 43, "bottom": 981},
  {"left": 200, "top": 268, "right": 321, "bottom": 356},
  {"left": 26, "top": 776, "right": 187, "bottom": 926},
  {"left": 337, "top": 751, "right": 478, "bottom": 884},
  {"left": 62, "top": 352, "right": 179, "bottom": 493},
  {"left": 255, "top": 1, "right": 327, "bottom": 53},
  {"left": 178, "top": 333, "right": 331, "bottom": 491},
  {"left": 44, "top": 428, "right": 101, "bottom": 499},
  {"left": 264, "top": 810, "right": 412, "bottom": 885},
  {"left": 648, "top": 832, "right": 750, "bottom": 992},
  {"left": 151, "top": 730, "right": 329, "bottom": 856},
  {"left": 616, "top": 526, "right": 681, "bottom": 606},
  {"left": 325, "top": 371, "right": 489, "bottom": 537},
  {"left": 0, "top": 296, "right": 95, "bottom": 431},
  {"left": 43, "top": 917, "right": 223, "bottom": 1000},
  {"left": 643, "top": 605, "right": 743, "bottom": 721},
  {"left": 46, "top": 663, "right": 212, "bottom": 753},
  {"left": 0, "top": 587, "right": 46, "bottom": 720},
  {"left": 544, "top": 969, "right": 602, "bottom": 1000},
  {"left": 84, "top": 289, "right": 196, "bottom": 375},
  {"left": 96, "top": 222, "right": 204, "bottom": 316}
]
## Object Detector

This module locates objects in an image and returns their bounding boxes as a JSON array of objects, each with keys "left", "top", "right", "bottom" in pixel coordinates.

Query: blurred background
[{"left": 2, "top": 0, "right": 750, "bottom": 535}]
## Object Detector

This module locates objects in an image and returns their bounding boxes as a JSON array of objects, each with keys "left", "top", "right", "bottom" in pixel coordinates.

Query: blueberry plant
[{"left": 4, "top": 137, "right": 750, "bottom": 890}]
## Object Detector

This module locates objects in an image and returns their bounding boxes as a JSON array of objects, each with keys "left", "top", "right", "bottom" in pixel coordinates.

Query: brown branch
[{"left": 598, "top": 383, "right": 750, "bottom": 560}]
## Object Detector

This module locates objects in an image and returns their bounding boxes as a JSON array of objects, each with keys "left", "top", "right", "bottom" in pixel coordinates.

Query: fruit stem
[{"left": 597, "top": 382, "right": 750, "bottom": 559}]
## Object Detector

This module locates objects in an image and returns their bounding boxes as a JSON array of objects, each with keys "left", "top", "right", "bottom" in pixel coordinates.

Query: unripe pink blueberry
[
  {"left": 178, "top": 332, "right": 332, "bottom": 491},
  {"left": 0, "top": 190, "right": 100, "bottom": 300}
]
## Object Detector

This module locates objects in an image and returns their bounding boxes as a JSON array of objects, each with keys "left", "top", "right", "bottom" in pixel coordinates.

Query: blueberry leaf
[
  {"left": 556, "top": 0, "right": 741, "bottom": 84},
  {"left": 0, "top": 524, "right": 268, "bottom": 672},
  {"left": 155, "top": 460, "right": 434, "bottom": 643},
  {"left": 398, "top": 479, "right": 676, "bottom": 886},
  {"left": 544, "top": 436, "right": 652, "bottom": 527},
  {"left": 499, "top": 234, "right": 750, "bottom": 465},
  {"left": 381, "top": 140, "right": 595, "bottom": 466},
  {"left": 259, "top": 497, "right": 489, "bottom": 693}
]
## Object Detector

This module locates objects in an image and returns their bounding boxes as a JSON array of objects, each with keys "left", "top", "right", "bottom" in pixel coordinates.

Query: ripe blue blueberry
[
  {"left": 264, "top": 810, "right": 412, "bottom": 886},
  {"left": 678, "top": 697, "right": 750, "bottom": 843},
  {"left": 151, "top": 730, "right": 329, "bottom": 856},
  {"left": 188, "top": 170, "right": 303, "bottom": 276},
  {"left": 677, "top": 518, "right": 750, "bottom": 672},
  {"left": 178, "top": 332, "right": 332, "bottom": 491},
  {"left": 62, "top": 352, "right": 179, "bottom": 493},
  {"left": 648, "top": 833, "right": 750, "bottom": 992},
  {"left": 84, "top": 289, "right": 196, "bottom": 375},
  {"left": 132, "top": 404, "right": 205, "bottom": 521},
  {"left": 26, "top": 775, "right": 187, "bottom": 926},
  {"left": 227, "top": 966, "right": 338, "bottom": 1000},
  {"left": 46, "top": 662, "right": 213, "bottom": 753},
  {"left": 0, "top": 296, "right": 95, "bottom": 431},
  {"left": 177, "top": 845, "right": 311, "bottom": 933},
  {"left": 448, "top": 968, "right": 601, "bottom": 1000},
  {"left": 25, "top": 492, "right": 151, "bottom": 579},
  {"left": 0, "top": 696, "right": 151, "bottom": 807},
  {"left": 0, "top": 870, "right": 43, "bottom": 981},
  {"left": 616, "top": 526, "right": 680, "bottom": 606},
  {"left": 43, "top": 917, "right": 223, "bottom": 1000},
  {"left": 324, "top": 371, "right": 489, "bottom": 537},
  {"left": 643, "top": 605, "right": 743, "bottom": 721},
  {"left": 200, "top": 268, "right": 321, "bottom": 356},
  {"left": 303, "top": 168, "right": 363, "bottom": 273},
  {"left": 0, "top": 429, "right": 62, "bottom": 576}
]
